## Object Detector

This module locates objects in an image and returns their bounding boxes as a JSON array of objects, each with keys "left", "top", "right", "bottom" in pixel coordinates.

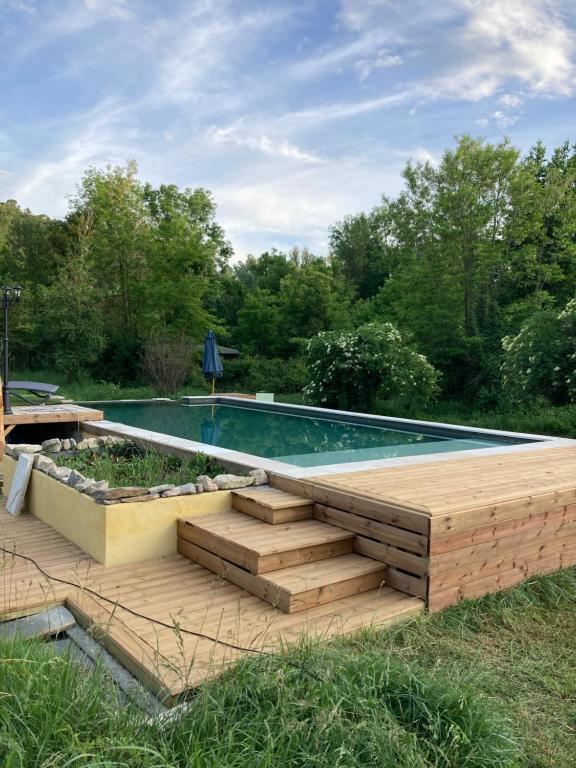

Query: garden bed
[{"left": 2, "top": 439, "right": 267, "bottom": 567}]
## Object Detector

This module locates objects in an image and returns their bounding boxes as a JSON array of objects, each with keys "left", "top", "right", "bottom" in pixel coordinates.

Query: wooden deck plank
[
  {"left": 4, "top": 404, "right": 103, "bottom": 426},
  {"left": 306, "top": 446, "right": 576, "bottom": 517},
  {"left": 0, "top": 512, "right": 423, "bottom": 699}
]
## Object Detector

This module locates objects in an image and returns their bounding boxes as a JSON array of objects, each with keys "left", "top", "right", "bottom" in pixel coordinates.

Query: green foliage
[
  {"left": 222, "top": 355, "right": 308, "bottom": 393},
  {"left": 502, "top": 297, "right": 576, "bottom": 404},
  {"left": 5, "top": 567, "right": 576, "bottom": 765},
  {"left": 304, "top": 322, "right": 439, "bottom": 410},
  {"left": 37, "top": 249, "right": 105, "bottom": 382},
  {"left": 54, "top": 443, "right": 224, "bottom": 487}
]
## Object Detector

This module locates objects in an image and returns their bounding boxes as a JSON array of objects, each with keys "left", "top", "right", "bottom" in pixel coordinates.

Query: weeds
[{"left": 54, "top": 444, "right": 225, "bottom": 488}]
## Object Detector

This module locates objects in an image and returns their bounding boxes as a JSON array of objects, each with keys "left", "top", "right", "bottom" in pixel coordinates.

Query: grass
[
  {"left": 1, "top": 568, "right": 575, "bottom": 766},
  {"left": 10, "top": 369, "right": 210, "bottom": 402},
  {"left": 54, "top": 444, "right": 225, "bottom": 487},
  {"left": 274, "top": 392, "right": 576, "bottom": 440}
]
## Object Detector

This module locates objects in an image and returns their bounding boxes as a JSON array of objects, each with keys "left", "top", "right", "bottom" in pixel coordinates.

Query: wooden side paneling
[{"left": 428, "top": 502, "right": 576, "bottom": 611}]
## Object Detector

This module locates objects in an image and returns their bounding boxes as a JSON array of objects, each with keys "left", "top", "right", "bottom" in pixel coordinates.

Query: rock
[
  {"left": 66, "top": 469, "right": 86, "bottom": 488},
  {"left": 195, "top": 483, "right": 204, "bottom": 493},
  {"left": 8, "top": 444, "right": 43, "bottom": 458},
  {"left": 61, "top": 439, "right": 71, "bottom": 451},
  {"left": 34, "top": 454, "right": 56, "bottom": 473},
  {"left": 83, "top": 480, "right": 109, "bottom": 496},
  {"left": 121, "top": 493, "right": 160, "bottom": 503},
  {"left": 92, "top": 486, "right": 148, "bottom": 502},
  {"left": 97, "top": 436, "right": 108, "bottom": 447},
  {"left": 75, "top": 477, "right": 98, "bottom": 493},
  {"left": 77, "top": 437, "right": 99, "bottom": 451},
  {"left": 149, "top": 484, "right": 174, "bottom": 494},
  {"left": 69, "top": 438, "right": 77, "bottom": 451},
  {"left": 76, "top": 439, "right": 89, "bottom": 450},
  {"left": 42, "top": 438, "right": 62, "bottom": 453},
  {"left": 50, "top": 466, "right": 72, "bottom": 482},
  {"left": 161, "top": 483, "right": 197, "bottom": 497},
  {"left": 213, "top": 474, "right": 254, "bottom": 490},
  {"left": 196, "top": 474, "right": 219, "bottom": 492},
  {"left": 248, "top": 468, "right": 268, "bottom": 486}
]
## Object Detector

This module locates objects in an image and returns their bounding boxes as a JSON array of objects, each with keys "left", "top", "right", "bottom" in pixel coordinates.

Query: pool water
[{"left": 91, "top": 402, "right": 527, "bottom": 468}]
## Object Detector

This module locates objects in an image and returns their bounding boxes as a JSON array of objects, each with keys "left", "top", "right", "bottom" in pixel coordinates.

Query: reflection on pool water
[{"left": 89, "top": 401, "right": 529, "bottom": 468}]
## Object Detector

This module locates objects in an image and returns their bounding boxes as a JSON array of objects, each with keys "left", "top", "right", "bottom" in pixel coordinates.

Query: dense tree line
[{"left": 1, "top": 135, "right": 576, "bottom": 405}]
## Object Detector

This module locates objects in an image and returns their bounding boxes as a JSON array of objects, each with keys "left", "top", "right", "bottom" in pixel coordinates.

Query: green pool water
[{"left": 89, "top": 401, "right": 528, "bottom": 468}]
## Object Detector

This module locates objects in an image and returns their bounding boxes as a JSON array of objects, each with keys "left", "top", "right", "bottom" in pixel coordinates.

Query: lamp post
[{"left": 2, "top": 284, "right": 22, "bottom": 415}]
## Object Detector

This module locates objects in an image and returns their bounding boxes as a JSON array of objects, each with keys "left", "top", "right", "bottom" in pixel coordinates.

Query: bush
[
  {"left": 502, "top": 298, "right": 576, "bottom": 405},
  {"left": 304, "top": 322, "right": 440, "bottom": 411},
  {"left": 219, "top": 355, "right": 308, "bottom": 394},
  {"left": 140, "top": 330, "right": 193, "bottom": 395}
]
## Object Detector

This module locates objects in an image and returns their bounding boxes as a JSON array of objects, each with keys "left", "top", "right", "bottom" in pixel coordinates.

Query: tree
[
  {"left": 39, "top": 250, "right": 105, "bottom": 382},
  {"left": 330, "top": 210, "right": 391, "bottom": 299},
  {"left": 304, "top": 322, "right": 439, "bottom": 411},
  {"left": 235, "top": 289, "right": 282, "bottom": 356},
  {"left": 277, "top": 260, "right": 351, "bottom": 354}
]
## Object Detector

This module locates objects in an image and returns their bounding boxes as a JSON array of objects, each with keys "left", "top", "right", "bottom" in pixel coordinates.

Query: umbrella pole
[{"left": 212, "top": 378, "right": 215, "bottom": 396}]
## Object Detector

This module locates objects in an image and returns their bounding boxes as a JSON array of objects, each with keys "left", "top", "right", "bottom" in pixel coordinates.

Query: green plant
[
  {"left": 54, "top": 444, "right": 225, "bottom": 487},
  {"left": 502, "top": 297, "right": 576, "bottom": 405},
  {"left": 304, "top": 322, "right": 440, "bottom": 411}
]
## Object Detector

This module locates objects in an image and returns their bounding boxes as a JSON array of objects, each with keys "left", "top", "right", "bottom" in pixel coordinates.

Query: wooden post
[{"left": 0, "top": 378, "right": 4, "bottom": 459}]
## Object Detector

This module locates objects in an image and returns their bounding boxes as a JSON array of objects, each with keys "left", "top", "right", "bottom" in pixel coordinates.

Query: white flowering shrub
[
  {"left": 502, "top": 298, "right": 576, "bottom": 404},
  {"left": 303, "top": 322, "right": 440, "bottom": 410}
]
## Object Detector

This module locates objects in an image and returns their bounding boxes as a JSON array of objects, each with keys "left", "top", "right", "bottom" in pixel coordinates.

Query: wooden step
[
  {"left": 177, "top": 541, "right": 388, "bottom": 612},
  {"left": 177, "top": 511, "right": 355, "bottom": 574},
  {"left": 232, "top": 487, "right": 314, "bottom": 524}
]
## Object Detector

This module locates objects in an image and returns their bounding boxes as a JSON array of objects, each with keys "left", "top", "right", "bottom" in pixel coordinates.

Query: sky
[{"left": 1, "top": 0, "right": 576, "bottom": 258}]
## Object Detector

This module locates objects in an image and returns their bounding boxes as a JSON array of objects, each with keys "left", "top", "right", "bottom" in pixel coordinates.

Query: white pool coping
[{"left": 83, "top": 396, "right": 576, "bottom": 479}]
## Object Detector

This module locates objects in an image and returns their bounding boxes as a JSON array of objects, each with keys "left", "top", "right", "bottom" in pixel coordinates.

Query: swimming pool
[{"left": 83, "top": 397, "right": 546, "bottom": 474}]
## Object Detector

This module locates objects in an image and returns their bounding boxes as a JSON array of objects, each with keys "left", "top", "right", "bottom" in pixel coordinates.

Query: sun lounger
[{"left": 6, "top": 380, "right": 60, "bottom": 405}]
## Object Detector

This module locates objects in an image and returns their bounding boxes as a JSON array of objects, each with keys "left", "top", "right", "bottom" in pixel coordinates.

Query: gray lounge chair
[{"left": 6, "top": 380, "right": 60, "bottom": 405}]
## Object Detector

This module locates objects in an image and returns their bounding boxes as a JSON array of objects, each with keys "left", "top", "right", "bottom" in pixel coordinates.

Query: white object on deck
[
  {"left": 6, "top": 453, "right": 34, "bottom": 516},
  {"left": 256, "top": 392, "right": 275, "bottom": 402}
]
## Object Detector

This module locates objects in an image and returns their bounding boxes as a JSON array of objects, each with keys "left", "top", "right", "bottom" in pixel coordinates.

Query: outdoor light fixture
[{"left": 2, "top": 284, "right": 23, "bottom": 415}]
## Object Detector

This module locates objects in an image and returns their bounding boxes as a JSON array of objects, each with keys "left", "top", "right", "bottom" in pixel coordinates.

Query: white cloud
[
  {"left": 84, "top": 0, "right": 131, "bottom": 20},
  {"left": 289, "top": 31, "right": 389, "bottom": 79},
  {"left": 0, "top": 169, "right": 11, "bottom": 177},
  {"left": 211, "top": 124, "right": 324, "bottom": 164},
  {"left": 499, "top": 93, "right": 523, "bottom": 109},
  {"left": 355, "top": 51, "right": 402, "bottom": 81},
  {"left": 275, "top": 90, "right": 413, "bottom": 131}
]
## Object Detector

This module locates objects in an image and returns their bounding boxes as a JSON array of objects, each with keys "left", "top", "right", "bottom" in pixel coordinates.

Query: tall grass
[
  {"left": 3, "top": 568, "right": 576, "bottom": 766},
  {"left": 54, "top": 445, "right": 225, "bottom": 487}
]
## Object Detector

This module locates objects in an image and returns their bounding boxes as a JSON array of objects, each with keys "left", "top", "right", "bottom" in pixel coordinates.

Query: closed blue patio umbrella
[{"left": 202, "top": 330, "right": 223, "bottom": 396}]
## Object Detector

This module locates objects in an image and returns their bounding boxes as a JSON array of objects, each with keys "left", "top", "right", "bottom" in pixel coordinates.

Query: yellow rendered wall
[
  {"left": 2, "top": 456, "right": 231, "bottom": 566},
  {"left": 103, "top": 491, "right": 231, "bottom": 566},
  {"left": 3, "top": 456, "right": 107, "bottom": 562}
]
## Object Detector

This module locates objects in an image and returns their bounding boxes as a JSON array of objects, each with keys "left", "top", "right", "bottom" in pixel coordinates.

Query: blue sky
[{"left": 1, "top": 0, "right": 575, "bottom": 258}]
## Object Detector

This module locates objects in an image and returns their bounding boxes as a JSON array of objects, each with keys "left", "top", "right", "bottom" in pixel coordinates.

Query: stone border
[{"left": 4, "top": 439, "right": 268, "bottom": 504}]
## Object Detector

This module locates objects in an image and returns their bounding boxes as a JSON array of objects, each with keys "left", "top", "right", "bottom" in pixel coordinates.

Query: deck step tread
[
  {"left": 265, "top": 553, "right": 386, "bottom": 591},
  {"left": 232, "top": 487, "right": 313, "bottom": 509},
  {"left": 180, "top": 511, "right": 352, "bottom": 554},
  {"left": 178, "top": 511, "right": 354, "bottom": 574},
  {"left": 232, "top": 487, "right": 314, "bottom": 524},
  {"left": 177, "top": 540, "right": 387, "bottom": 612}
]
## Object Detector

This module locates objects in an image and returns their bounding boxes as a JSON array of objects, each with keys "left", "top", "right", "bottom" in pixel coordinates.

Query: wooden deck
[
  {"left": 4, "top": 404, "right": 103, "bottom": 436},
  {"left": 0, "top": 511, "right": 423, "bottom": 701},
  {"left": 272, "top": 445, "right": 576, "bottom": 611}
]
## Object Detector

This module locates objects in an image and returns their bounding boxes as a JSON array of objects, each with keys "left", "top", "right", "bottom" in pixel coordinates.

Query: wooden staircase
[{"left": 177, "top": 486, "right": 389, "bottom": 614}]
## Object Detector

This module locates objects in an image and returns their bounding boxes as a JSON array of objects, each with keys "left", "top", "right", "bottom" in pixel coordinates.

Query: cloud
[
  {"left": 84, "top": 0, "right": 131, "bottom": 21},
  {"left": 499, "top": 93, "right": 523, "bottom": 109},
  {"left": 340, "top": 0, "right": 576, "bottom": 101},
  {"left": 211, "top": 124, "right": 324, "bottom": 164},
  {"left": 355, "top": 51, "right": 402, "bottom": 81}
]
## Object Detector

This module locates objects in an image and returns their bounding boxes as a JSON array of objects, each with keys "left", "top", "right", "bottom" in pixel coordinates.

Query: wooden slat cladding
[
  {"left": 428, "top": 502, "right": 576, "bottom": 610},
  {"left": 312, "top": 504, "right": 429, "bottom": 600}
]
